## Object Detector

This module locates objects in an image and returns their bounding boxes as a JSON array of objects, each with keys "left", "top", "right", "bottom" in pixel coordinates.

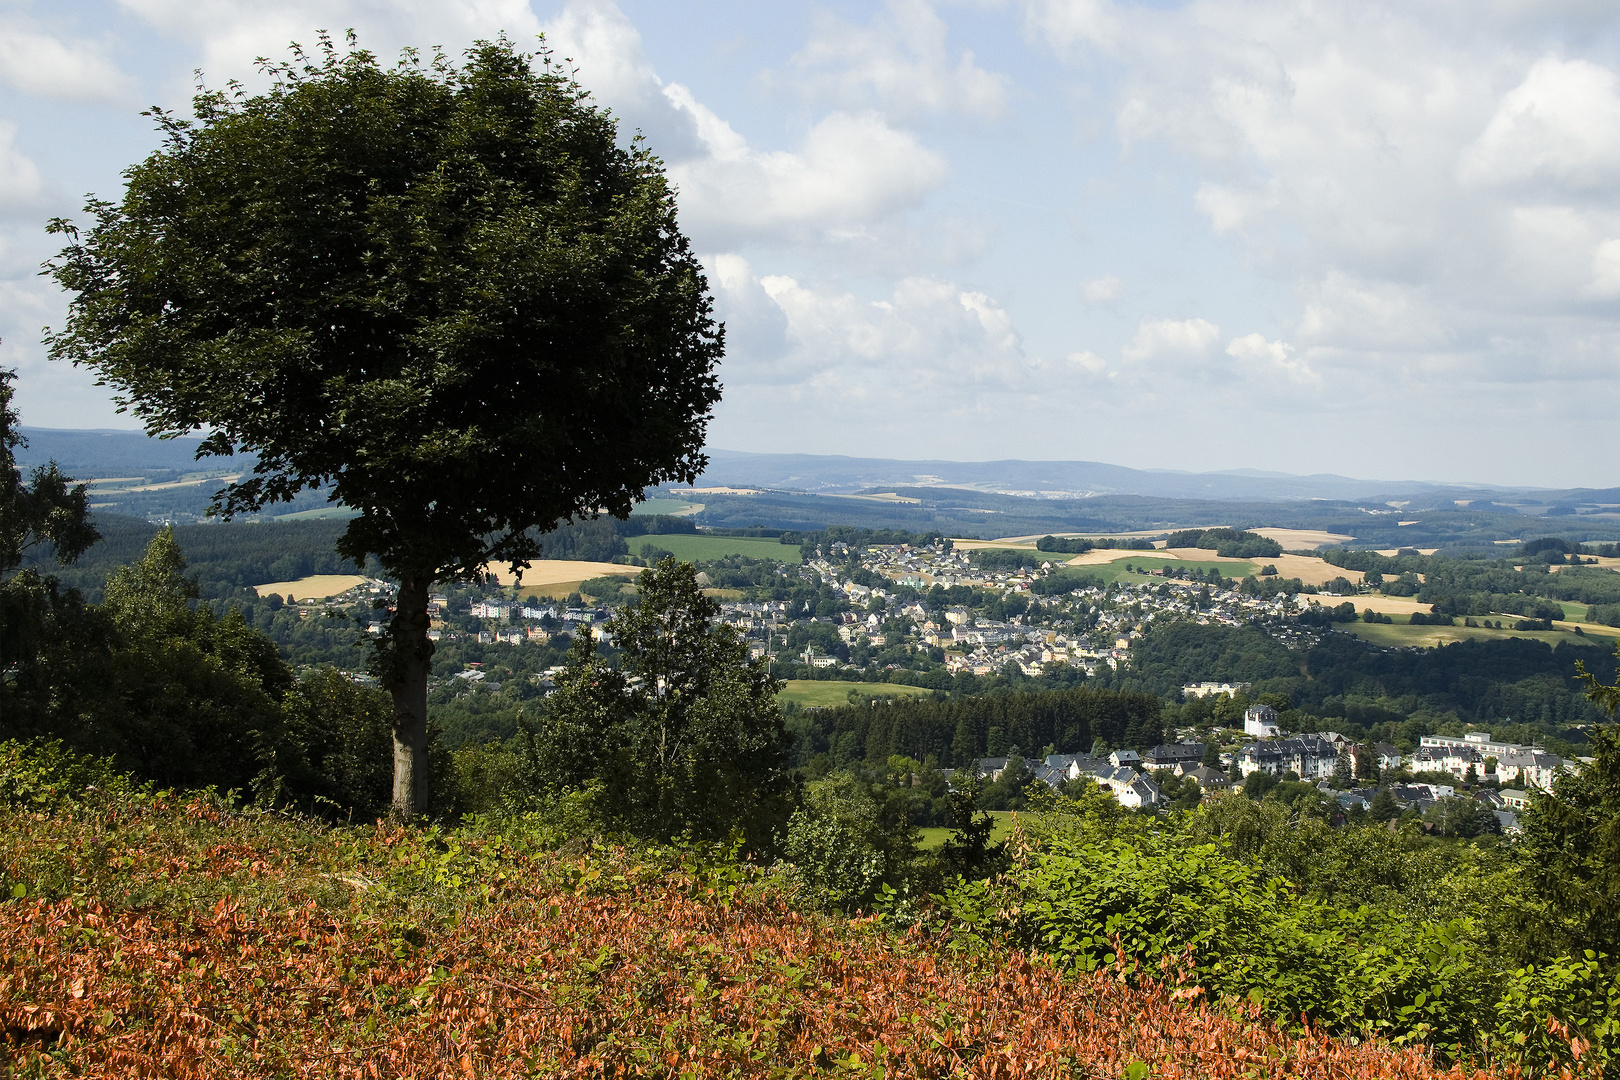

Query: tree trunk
[{"left": 388, "top": 573, "right": 435, "bottom": 821}]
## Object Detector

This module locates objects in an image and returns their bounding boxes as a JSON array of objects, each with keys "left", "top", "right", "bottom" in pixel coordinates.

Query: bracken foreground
[{"left": 0, "top": 775, "right": 1532, "bottom": 1079}]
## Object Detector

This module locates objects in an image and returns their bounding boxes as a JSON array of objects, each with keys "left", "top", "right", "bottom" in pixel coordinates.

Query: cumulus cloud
[
  {"left": 0, "top": 122, "right": 44, "bottom": 210},
  {"left": 0, "top": 20, "right": 131, "bottom": 103},
  {"left": 1225, "top": 333, "right": 1317, "bottom": 383},
  {"left": 1121, "top": 317, "right": 1221, "bottom": 365},
  {"left": 1460, "top": 58, "right": 1620, "bottom": 196},
  {"left": 117, "top": 0, "right": 545, "bottom": 95},
  {"left": 760, "top": 273, "right": 1026, "bottom": 383},
  {"left": 1023, "top": 0, "right": 1620, "bottom": 408},
  {"left": 786, "top": 0, "right": 1009, "bottom": 121},
  {"left": 537, "top": 1, "right": 952, "bottom": 248},
  {"left": 667, "top": 107, "right": 949, "bottom": 247},
  {"left": 1079, "top": 274, "right": 1121, "bottom": 304}
]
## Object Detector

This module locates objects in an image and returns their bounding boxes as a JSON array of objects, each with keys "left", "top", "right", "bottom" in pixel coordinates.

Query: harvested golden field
[
  {"left": 252, "top": 574, "right": 371, "bottom": 601},
  {"left": 1323, "top": 594, "right": 1436, "bottom": 617},
  {"left": 486, "top": 560, "right": 640, "bottom": 588},
  {"left": 1267, "top": 553, "right": 1365, "bottom": 586},
  {"left": 1250, "top": 527, "right": 1356, "bottom": 549}
]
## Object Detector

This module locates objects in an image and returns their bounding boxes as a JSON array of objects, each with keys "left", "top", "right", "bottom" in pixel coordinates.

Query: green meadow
[
  {"left": 636, "top": 533, "right": 800, "bottom": 563},
  {"left": 777, "top": 679, "right": 936, "bottom": 707}
]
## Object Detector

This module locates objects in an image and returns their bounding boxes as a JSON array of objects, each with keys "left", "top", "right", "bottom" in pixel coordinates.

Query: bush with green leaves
[
  {"left": 940, "top": 822, "right": 1617, "bottom": 1071},
  {"left": 782, "top": 773, "right": 892, "bottom": 911}
]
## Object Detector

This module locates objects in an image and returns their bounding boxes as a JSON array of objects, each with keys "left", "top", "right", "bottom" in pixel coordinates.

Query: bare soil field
[{"left": 253, "top": 574, "right": 370, "bottom": 601}]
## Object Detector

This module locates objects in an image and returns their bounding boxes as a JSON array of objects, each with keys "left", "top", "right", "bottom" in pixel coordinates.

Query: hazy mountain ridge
[
  {"left": 14, "top": 429, "right": 1620, "bottom": 545},
  {"left": 692, "top": 449, "right": 1550, "bottom": 504}
]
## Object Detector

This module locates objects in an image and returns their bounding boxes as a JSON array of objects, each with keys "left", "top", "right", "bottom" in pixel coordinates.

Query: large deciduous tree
[{"left": 44, "top": 36, "right": 724, "bottom": 819}]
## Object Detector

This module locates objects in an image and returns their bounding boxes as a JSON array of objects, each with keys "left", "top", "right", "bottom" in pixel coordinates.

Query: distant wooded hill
[{"left": 15, "top": 429, "right": 1620, "bottom": 547}]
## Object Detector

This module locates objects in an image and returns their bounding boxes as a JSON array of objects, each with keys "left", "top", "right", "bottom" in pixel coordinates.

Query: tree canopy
[
  {"left": 531, "top": 558, "right": 790, "bottom": 848},
  {"left": 44, "top": 36, "right": 725, "bottom": 817}
]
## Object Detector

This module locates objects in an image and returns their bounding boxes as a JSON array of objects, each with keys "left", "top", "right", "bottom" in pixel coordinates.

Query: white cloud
[
  {"left": 1065, "top": 350, "right": 1108, "bottom": 375},
  {"left": 542, "top": 1, "right": 950, "bottom": 247},
  {"left": 787, "top": 0, "right": 1008, "bottom": 121},
  {"left": 539, "top": 0, "right": 705, "bottom": 160},
  {"left": 0, "top": 122, "right": 44, "bottom": 209},
  {"left": 667, "top": 107, "right": 949, "bottom": 246},
  {"left": 1225, "top": 333, "right": 1317, "bottom": 383},
  {"left": 0, "top": 20, "right": 131, "bottom": 103},
  {"left": 1079, "top": 274, "right": 1121, "bottom": 304},
  {"left": 1588, "top": 238, "right": 1620, "bottom": 299},
  {"left": 1121, "top": 317, "right": 1220, "bottom": 365},
  {"left": 1025, "top": 0, "right": 1620, "bottom": 399},
  {"left": 116, "top": 0, "right": 545, "bottom": 95},
  {"left": 706, "top": 252, "right": 791, "bottom": 371},
  {"left": 1460, "top": 58, "right": 1620, "bottom": 196},
  {"left": 729, "top": 270, "right": 1030, "bottom": 392}
]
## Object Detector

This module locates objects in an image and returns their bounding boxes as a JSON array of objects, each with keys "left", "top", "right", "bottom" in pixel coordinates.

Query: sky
[{"left": 2, "top": 0, "right": 1620, "bottom": 488}]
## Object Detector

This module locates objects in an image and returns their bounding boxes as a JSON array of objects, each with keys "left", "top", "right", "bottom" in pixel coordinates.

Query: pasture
[
  {"left": 635, "top": 533, "right": 799, "bottom": 563},
  {"left": 1068, "top": 553, "right": 1260, "bottom": 585},
  {"left": 917, "top": 811, "right": 1021, "bottom": 851},
  {"left": 778, "top": 680, "right": 936, "bottom": 707}
]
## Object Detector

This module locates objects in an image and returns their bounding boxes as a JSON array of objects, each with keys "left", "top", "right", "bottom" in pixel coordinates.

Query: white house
[{"left": 1244, "top": 704, "right": 1282, "bottom": 738}]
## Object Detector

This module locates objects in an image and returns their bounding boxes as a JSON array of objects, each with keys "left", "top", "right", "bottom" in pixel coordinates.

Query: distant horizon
[{"left": 14, "top": 424, "right": 1551, "bottom": 495}]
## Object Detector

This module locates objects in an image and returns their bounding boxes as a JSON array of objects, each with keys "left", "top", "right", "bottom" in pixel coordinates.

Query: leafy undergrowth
[{"left": 0, "top": 751, "right": 1524, "bottom": 1078}]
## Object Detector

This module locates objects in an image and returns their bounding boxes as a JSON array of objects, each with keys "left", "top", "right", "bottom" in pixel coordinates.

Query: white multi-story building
[
  {"left": 1244, "top": 704, "right": 1282, "bottom": 738},
  {"left": 1418, "top": 732, "right": 1566, "bottom": 788},
  {"left": 1183, "top": 681, "right": 1251, "bottom": 699}
]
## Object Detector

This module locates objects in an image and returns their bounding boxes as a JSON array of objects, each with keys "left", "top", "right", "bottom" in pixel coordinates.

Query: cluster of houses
[
  {"left": 1412, "top": 732, "right": 1566, "bottom": 789},
  {"left": 955, "top": 738, "right": 1234, "bottom": 810}
]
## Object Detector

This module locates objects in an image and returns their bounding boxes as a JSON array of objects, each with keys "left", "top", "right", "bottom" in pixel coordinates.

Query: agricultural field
[
  {"left": 1067, "top": 553, "right": 1261, "bottom": 585},
  {"left": 1338, "top": 620, "right": 1616, "bottom": 649},
  {"left": 273, "top": 505, "right": 360, "bottom": 521},
  {"left": 1249, "top": 527, "right": 1356, "bottom": 549},
  {"left": 251, "top": 573, "right": 370, "bottom": 601},
  {"left": 487, "top": 560, "right": 640, "bottom": 600},
  {"left": 628, "top": 497, "right": 702, "bottom": 516},
  {"left": 778, "top": 679, "right": 935, "bottom": 707},
  {"left": 635, "top": 533, "right": 799, "bottom": 563}
]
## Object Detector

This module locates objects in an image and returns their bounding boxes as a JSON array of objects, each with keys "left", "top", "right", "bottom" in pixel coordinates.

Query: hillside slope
[{"left": 0, "top": 751, "right": 1509, "bottom": 1079}]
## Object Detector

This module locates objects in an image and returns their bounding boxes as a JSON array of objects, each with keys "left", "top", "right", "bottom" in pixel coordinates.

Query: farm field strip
[
  {"left": 635, "top": 533, "right": 799, "bottom": 563},
  {"left": 252, "top": 573, "right": 371, "bottom": 601},
  {"left": 777, "top": 679, "right": 935, "bottom": 707}
]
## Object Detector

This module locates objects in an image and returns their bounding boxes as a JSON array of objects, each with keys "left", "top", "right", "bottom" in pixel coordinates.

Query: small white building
[{"left": 1244, "top": 704, "right": 1282, "bottom": 738}]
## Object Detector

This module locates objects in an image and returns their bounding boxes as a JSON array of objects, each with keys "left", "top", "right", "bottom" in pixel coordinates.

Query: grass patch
[
  {"left": 917, "top": 810, "right": 1020, "bottom": 851},
  {"left": 640, "top": 533, "right": 800, "bottom": 563},
  {"left": 1081, "top": 555, "right": 1259, "bottom": 585},
  {"left": 778, "top": 680, "right": 935, "bottom": 707}
]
